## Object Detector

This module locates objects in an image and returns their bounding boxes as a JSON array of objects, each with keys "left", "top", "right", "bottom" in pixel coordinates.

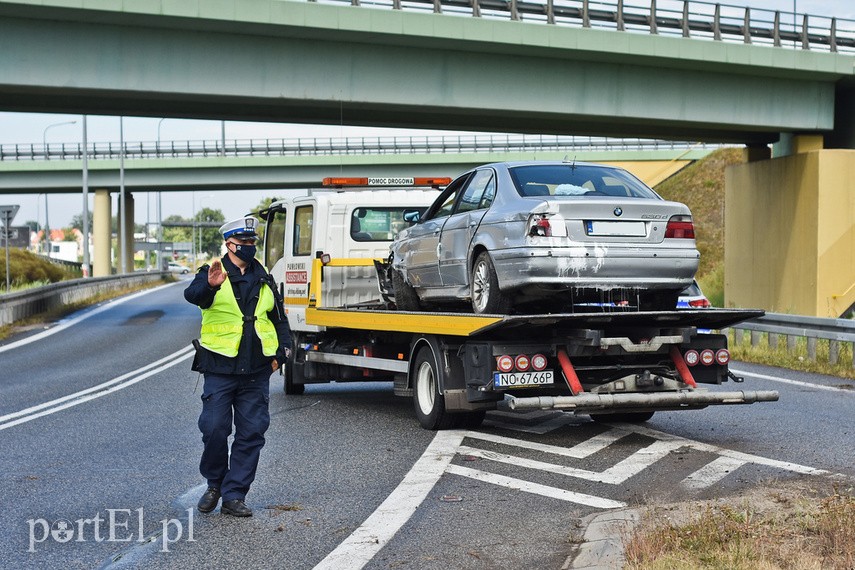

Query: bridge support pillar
[
  {"left": 119, "top": 192, "right": 135, "bottom": 274},
  {"left": 725, "top": 148, "right": 855, "bottom": 318},
  {"left": 93, "top": 189, "right": 112, "bottom": 277}
]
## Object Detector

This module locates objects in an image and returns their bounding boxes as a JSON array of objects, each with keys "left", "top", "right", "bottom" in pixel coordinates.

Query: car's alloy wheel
[{"left": 471, "top": 252, "right": 511, "bottom": 314}]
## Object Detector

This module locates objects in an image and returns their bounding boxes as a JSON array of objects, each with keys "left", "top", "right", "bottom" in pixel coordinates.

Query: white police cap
[{"left": 219, "top": 216, "right": 259, "bottom": 240}]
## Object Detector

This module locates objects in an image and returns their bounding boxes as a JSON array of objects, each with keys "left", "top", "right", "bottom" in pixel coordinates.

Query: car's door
[
  {"left": 400, "top": 175, "right": 470, "bottom": 288},
  {"left": 438, "top": 169, "right": 496, "bottom": 287}
]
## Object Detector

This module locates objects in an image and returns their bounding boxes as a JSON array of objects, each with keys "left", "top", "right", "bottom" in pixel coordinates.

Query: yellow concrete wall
[
  {"left": 609, "top": 160, "right": 692, "bottom": 187},
  {"left": 725, "top": 150, "right": 855, "bottom": 317}
]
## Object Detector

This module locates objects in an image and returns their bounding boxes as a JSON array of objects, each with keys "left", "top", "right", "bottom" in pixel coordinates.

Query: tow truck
[{"left": 260, "top": 178, "right": 778, "bottom": 430}]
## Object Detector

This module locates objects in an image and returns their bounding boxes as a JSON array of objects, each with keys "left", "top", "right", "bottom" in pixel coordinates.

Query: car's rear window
[{"left": 509, "top": 165, "right": 659, "bottom": 199}]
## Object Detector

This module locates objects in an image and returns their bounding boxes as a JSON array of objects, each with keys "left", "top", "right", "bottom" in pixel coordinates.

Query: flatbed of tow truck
[{"left": 279, "top": 257, "right": 778, "bottom": 430}]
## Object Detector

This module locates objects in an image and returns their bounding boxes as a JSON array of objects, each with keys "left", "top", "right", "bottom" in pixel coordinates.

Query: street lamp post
[{"left": 42, "top": 120, "right": 77, "bottom": 259}]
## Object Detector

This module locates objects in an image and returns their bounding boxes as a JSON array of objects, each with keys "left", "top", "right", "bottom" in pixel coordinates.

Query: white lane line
[
  {"left": 446, "top": 464, "right": 626, "bottom": 509},
  {"left": 467, "top": 428, "right": 627, "bottom": 459},
  {"left": 0, "top": 281, "right": 178, "bottom": 354},
  {"left": 681, "top": 456, "right": 748, "bottom": 490},
  {"left": 620, "top": 424, "right": 830, "bottom": 476},
  {"left": 0, "top": 346, "right": 194, "bottom": 431},
  {"left": 731, "top": 368, "right": 855, "bottom": 393},
  {"left": 312, "top": 430, "right": 467, "bottom": 570},
  {"left": 458, "top": 439, "right": 681, "bottom": 485}
]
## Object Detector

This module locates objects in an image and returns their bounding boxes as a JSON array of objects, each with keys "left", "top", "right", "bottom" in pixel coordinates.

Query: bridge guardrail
[
  {"left": 0, "top": 273, "right": 168, "bottom": 328},
  {"left": 727, "top": 312, "right": 855, "bottom": 368},
  {"left": 0, "top": 135, "right": 714, "bottom": 162}
]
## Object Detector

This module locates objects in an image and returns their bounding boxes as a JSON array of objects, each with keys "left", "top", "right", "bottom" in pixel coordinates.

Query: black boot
[
  {"left": 197, "top": 487, "right": 221, "bottom": 513},
  {"left": 221, "top": 499, "right": 253, "bottom": 517}
]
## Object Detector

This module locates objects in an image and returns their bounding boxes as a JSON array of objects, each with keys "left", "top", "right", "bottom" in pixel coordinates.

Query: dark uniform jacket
[{"left": 184, "top": 255, "right": 292, "bottom": 376}]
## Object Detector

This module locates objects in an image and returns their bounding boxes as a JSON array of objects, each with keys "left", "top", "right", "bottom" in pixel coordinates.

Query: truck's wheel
[
  {"left": 590, "top": 412, "right": 655, "bottom": 423},
  {"left": 471, "top": 252, "right": 511, "bottom": 314},
  {"left": 285, "top": 333, "right": 306, "bottom": 395},
  {"left": 412, "top": 347, "right": 455, "bottom": 430},
  {"left": 392, "top": 269, "right": 421, "bottom": 311}
]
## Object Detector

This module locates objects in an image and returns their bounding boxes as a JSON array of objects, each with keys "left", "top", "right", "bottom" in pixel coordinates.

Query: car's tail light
[
  {"left": 688, "top": 298, "right": 711, "bottom": 308},
  {"left": 665, "top": 215, "right": 695, "bottom": 239},
  {"left": 529, "top": 217, "right": 552, "bottom": 237},
  {"left": 497, "top": 355, "right": 514, "bottom": 373}
]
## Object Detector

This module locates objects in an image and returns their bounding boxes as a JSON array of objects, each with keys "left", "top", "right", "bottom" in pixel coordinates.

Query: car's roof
[{"left": 474, "top": 160, "right": 623, "bottom": 170}]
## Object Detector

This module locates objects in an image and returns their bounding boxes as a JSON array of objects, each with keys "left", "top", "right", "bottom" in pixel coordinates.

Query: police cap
[{"left": 219, "top": 216, "right": 259, "bottom": 240}]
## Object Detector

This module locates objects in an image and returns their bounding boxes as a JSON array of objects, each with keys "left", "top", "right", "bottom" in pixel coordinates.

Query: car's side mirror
[{"left": 403, "top": 210, "right": 421, "bottom": 224}]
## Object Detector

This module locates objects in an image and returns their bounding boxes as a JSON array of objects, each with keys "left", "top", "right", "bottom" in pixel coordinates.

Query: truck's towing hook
[{"left": 727, "top": 370, "right": 744, "bottom": 383}]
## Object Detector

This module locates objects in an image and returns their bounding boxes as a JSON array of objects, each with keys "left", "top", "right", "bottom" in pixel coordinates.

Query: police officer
[{"left": 184, "top": 215, "right": 292, "bottom": 517}]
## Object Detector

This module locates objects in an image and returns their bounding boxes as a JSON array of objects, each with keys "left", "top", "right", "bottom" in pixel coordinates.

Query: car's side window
[
  {"left": 425, "top": 174, "right": 470, "bottom": 220},
  {"left": 479, "top": 175, "right": 496, "bottom": 209},
  {"left": 456, "top": 170, "right": 495, "bottom": 214}
]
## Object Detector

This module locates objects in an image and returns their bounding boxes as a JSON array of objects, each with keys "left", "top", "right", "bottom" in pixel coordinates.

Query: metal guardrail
[
  {"left": 323, "top": 0, "right": 855, "bottom": 53},
  {"left": 728, "top": 312, "right": 855, "bottom": 368},
  {"left": 0, "top": 135, "right": 712, "bottom": 162},
  {"left": 0, "top": 272, "right": 168, "bottom": 327}
]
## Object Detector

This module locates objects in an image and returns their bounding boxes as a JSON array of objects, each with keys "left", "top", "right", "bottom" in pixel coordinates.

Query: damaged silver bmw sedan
[{"left": 389, "top": 161, "right": 700, "bottom": 314}]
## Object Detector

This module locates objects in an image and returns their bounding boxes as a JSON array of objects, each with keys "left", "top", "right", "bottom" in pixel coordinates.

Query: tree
[
  {"left": 196, "top": 207, "right": 225, "bottom": 258},
  {"left": 162, "top": 214, "right": 191, "bottom": 244},
  {"left": 70, "top": 211, "right": 93, "bottom": 232}
]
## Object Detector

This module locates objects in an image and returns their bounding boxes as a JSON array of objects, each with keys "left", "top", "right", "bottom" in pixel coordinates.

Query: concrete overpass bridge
[{"left": 0, "top": 0, "right": 853, "bottom": 316}]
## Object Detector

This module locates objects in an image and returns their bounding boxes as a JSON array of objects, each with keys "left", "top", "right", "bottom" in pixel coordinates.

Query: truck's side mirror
[{"left": 403, "top": 210, "right": 421, "bottom": 224}]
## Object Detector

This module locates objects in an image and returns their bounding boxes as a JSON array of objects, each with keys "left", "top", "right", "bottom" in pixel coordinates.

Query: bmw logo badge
[{"left": 613, "top": 207, "right": 623, "bottom": 217}]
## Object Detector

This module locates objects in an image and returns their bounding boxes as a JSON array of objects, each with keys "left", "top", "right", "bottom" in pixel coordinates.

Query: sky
[{"left": 0, "top": 0, "right": 851, "bottom": 230}]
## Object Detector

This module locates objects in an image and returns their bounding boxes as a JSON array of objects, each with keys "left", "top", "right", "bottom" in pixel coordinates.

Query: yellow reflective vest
[{"left": 199, "top": 274, "right": 279, "bottom": 358}]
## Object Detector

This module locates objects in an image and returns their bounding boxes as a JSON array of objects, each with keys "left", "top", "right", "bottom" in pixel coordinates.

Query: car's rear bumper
[{"left": 491, "top": 246, "right": 699, "bottom": 290}]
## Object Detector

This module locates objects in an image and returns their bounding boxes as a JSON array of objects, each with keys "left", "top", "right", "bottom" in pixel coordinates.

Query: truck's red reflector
[
  {"left": 531, "top": 354, "right": 548, "bottom": 371},
  {"left": 514, "top": 355, "right": 530, "bottom": 372},
  {"left": 665, "top": 216, "right": 695, "bottom": 239},
  {"left": 684, "top": 349, "right": 700, "bottom": 366},
  {"left": 715, "top": 349, "right": 730, "bottom": 365},
  {"left": 700, "top": 349, "right": 715, "bottom": 365},
  {"left": 497, "top": 355, "right": 514, "bottom": 373}
]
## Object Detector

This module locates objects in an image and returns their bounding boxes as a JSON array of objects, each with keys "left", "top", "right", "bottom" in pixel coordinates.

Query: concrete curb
[{"left": 562, "top": 508, "right": 643, "bottom": 570}]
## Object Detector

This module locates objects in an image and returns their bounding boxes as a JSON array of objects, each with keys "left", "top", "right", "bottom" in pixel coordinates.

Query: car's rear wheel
[
  {"left": 471, "top": 252, "right": 511, "bottom": 314},
  {"left": 392, "top": 269, "right": 421, "bottom": 311}
]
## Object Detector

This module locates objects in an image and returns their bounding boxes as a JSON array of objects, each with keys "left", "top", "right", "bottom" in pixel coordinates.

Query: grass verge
[
  {"left": 0, "top": 277, "right": 174, "bottom": 342},
  {"left": 728, "top": 330, "right": 855, "bottom": 381},
  {"left": 624, "top": 482, "right": 855, "bottom": 570}
]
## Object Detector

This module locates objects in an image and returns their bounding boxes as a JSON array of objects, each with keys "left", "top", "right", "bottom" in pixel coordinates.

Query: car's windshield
[{"left": 509, "top": 164, "right": 659, "bottom": 199}]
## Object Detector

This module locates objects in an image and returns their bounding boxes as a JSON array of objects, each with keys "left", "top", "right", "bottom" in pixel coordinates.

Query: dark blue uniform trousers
[{"left": 198, "top": 370, "right": 271, "bottom": 502}]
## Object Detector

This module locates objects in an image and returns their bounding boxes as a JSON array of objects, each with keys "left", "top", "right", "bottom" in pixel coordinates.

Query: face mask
[{"left": 231, "top": 243, "right": 256, "bottom": 263}]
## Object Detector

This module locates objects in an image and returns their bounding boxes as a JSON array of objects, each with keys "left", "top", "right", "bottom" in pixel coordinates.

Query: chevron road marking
[
  {"left": 467, "top": 428, "right": 627, "bottom": 459},
  {"left": 681, "top": 456, "right": 749, "bottom": 490}
]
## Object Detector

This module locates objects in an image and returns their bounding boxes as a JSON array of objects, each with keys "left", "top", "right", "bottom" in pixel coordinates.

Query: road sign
[
  {"left": 0, "top": 205, "right": 19, "bottom": 225},
  {"left": 0, "top": 226, "right": 30, "bottom": 248}
]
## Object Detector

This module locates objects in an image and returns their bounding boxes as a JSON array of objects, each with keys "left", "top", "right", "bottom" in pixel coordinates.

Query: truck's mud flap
[{"left": 506, "top": 390, "right": 780, "bottom": 412}]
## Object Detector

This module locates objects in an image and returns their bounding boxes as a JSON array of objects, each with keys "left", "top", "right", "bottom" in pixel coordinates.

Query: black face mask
[{"left": 231, "top": 243, "right": 257, "bottom": 263}]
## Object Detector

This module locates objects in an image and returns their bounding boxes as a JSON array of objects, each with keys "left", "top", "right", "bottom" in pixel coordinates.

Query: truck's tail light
[
  {"left": 529, "top": 217, "right": 552, "bottom": 237},
  {"left": 684, "top": 349, "right": 700, "bottom": 366},
  {"left": 700, "top": 349, "right": 715, "bottom": 365},
  {"left": 715, "top": 349, "right": 730, "bottom": 365},
  {"left": 531, "top": 354, "right": 548, "bottom": 371},
  {"left": 497, "top": 355, "right": 514, "bottom": 373},
  {"left": 665, "top": 215, "right": 695, "bottom": 239},
  {"left": 514, "top": 355, "right": 530, "bottom": 371}
]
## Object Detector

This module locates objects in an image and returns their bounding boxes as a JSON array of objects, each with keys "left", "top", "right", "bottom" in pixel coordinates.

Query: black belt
[{"left": 242, "top": 315, "right": 257, "bottom": 322}]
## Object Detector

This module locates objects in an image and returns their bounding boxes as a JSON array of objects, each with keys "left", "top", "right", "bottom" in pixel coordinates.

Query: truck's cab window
[
  {"left": 293, "top": 206, "right": 314, "bottom": 256},
  {"left": 264, "top": 208, "right": 287, "bottom": 268},
  {"left": 350, "top": 208, "right": 419, "bottom": 242}
]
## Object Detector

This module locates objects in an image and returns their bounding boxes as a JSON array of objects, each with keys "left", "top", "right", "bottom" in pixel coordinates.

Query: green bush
[{"left": 0, "top": 249, "right": 71, "bottom": 287}]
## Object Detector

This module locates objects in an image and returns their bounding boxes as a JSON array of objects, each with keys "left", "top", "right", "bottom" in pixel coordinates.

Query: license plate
[
  {"left": 586, "top": 220, "right": 646, "bottom": 237},
  {"left": 493, "top": 370, "right": 554, "bottom": 387}
]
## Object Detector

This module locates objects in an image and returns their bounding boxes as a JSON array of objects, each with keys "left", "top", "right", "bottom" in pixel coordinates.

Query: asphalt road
[{"left": 1, "top": 280, "right": 852, "bottom": 569}]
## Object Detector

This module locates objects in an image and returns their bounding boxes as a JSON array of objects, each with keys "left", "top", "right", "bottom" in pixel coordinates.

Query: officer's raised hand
[{"left": 208, "top": 259, "right": 227, "bottom": 288}]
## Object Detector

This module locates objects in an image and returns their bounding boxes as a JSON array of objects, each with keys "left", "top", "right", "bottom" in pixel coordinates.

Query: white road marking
[
  {"left": 682, "top": 456, "right": 749, "bottom": 490},
  {"left": 0, "top": 346, "right": 194, "bottom": 431},
  {"left": 730, "top": 368, "right": 855, "bottom": 393},
  {"left": 445, "top": 464, "right": 626, "bottom": 509},
  {"left": 467, "top": 428, "right": 627, "bottom": 459},
  {"left": 0, "top": 281, "right": 178, "bottom": 354},
  {"left": 483, "top": 413, "right": 575, "bottom": 434},
  {"left": 312, "top": 430, "right": 467, "bottom": 570},
  {"left": 458, "top": 439, "right": 682, "bottom": 485}
]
